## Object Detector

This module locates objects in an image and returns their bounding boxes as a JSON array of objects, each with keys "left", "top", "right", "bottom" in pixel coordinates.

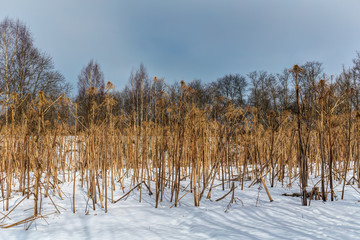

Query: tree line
[{"left": 1, "top": 17, "right": 360, "bottom": 132}]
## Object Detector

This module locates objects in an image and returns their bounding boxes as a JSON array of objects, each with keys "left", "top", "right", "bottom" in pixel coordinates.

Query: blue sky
[{"left": 1, "top": 0, "right": 360, "bottom": 95}]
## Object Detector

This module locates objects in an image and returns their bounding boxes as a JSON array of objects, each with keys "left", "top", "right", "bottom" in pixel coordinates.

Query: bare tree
[
  {"left": 298, "top": 61, "right": 324, "bottom": 113},
  {"left": 0, "top": 18, "right": 70, "bottom": 125},
  {"left": 247, "top": 71, "right": 275, "bottom": 123},
  {"left": 216, "top": 74, "right": 247, "bottom": 107},
  {"left": 75, "top": 60, "right": 105, "bottom": 127},
  {"left": 277, "top": 68, "right": 294, "bottom": 111},
  {"left": 119, "top": 64, "right": 151, "bottom": 126},
  {"left": 0, "top": 18, "right": 23, "bottom": 127}
]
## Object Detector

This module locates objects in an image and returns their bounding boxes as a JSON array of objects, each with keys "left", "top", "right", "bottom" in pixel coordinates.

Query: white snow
[{"left": 1, "top": 175, "right": 360, "bottom": 240}]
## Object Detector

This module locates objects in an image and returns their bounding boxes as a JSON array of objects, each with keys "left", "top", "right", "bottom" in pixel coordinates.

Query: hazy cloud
[{"left": 1, "top": 0, "right": 360, "bottom": 94}]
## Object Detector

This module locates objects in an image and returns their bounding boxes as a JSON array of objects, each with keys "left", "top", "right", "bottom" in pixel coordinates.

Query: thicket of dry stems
[{"left": 0, "top": 71, "right": 360, "bottom": 228}]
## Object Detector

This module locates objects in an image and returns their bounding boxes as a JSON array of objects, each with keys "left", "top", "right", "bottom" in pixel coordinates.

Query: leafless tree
[
  {"left": 277, "top": 68, "right": 294, "bottom": 112},
  {"left": 0, "top": 18, "right": 70, "bottom": 125},
  {"left": 119, "top": 64, "right": 151, "bottom": 126},
  {"left": 215, "top": 74, "right": 247, "bottom": 107},
  {"left": 75, "top": 60, "right": 105, "bottom": 127},
  {"left": 247, "top": 71, "right": 276, "bottom": 123}
]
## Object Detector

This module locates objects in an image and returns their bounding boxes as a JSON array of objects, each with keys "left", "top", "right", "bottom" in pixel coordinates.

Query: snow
[{"left": 1, "top": 175, "right": 360, "bottom": 240}]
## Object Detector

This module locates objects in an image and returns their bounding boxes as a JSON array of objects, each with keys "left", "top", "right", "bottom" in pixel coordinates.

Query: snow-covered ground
[{"left": 1, "top": 176, "right": 360, "bottom": 240}]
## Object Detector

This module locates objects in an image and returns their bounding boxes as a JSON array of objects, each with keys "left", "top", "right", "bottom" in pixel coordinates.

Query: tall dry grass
[{"left": 0, "top": 76, "right": 359, "bottom": 227}]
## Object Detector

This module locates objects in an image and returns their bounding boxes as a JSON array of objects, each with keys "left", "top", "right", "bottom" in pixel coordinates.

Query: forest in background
[{"left": 1, "top": 18, "right": 360, "bottom": 130}]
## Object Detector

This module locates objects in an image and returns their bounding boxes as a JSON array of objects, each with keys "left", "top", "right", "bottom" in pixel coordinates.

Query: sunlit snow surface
[{"left": 1, "top": 177, "right": 360, "bottom": 240}]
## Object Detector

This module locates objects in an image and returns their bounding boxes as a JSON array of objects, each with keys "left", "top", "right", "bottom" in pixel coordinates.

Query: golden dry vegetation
[{"left": 0, "top": 71, "right": 360, "bottom": 228}]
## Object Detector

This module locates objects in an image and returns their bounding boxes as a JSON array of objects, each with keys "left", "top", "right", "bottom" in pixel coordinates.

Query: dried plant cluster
[{"left": 0, "top": 68, "right": 360, "bottom": 228}]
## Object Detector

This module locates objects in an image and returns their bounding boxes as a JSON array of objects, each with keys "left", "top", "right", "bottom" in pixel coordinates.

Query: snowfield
[{"left": 1, "top": 176, "right": 360, "bottom": 240}]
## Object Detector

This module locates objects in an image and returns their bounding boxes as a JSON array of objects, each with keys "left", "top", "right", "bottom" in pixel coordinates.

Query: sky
[{"left": 1, "top": 0, "right": 360, "bottom": 96}]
